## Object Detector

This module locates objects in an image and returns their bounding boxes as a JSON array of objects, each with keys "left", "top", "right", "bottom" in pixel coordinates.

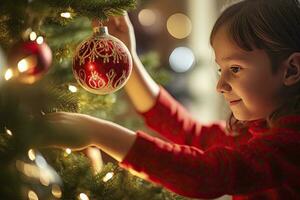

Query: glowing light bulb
[
  {"left": 68, "top": 85, "right": 78, "bottom": 93},
  {"left": 52, "top": 184, "right": 62, "bottom": 198},
  {"left": 4, "top": 69, "right": 13, "bottom": 80},
  {"left": 102, "top": 172, "right": 114, "bottom": 182},
  {"left": 65, "top": 148, "right": 72, "bottom": 154},
  {"left": 28, "top": 190, "right": 39, "bottom": 200},
  {"left": 78, "top": 193, "right": 89, "bottom": 200},
  {"left": 36, "top": 36, "right": 44, "bottom": 44},
  {"left": 60, "top": 12, "right": 71, "bottom": 18},
  {"left": 5, "top": 127, "right": 13, "bottom": 136},
  {"left": 29, "top": 32, "right": 37, "bottom": 41},
  {"left": 28, "top": 149, "right": 36, "bottom": 161}
]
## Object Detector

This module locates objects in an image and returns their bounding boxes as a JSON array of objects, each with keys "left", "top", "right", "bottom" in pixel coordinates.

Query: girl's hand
[
  {"left": 42, "top": 112, "right": 137, "bottom": 161},
  {"left": 42, "top": 112, "right": 99, "bottom": 150},
  {"left": 93, "top": 12, "right": 136, "bottom": 54}
]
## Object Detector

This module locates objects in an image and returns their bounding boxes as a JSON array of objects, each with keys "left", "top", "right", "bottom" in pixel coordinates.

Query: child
[{"left": 45, "top": 0, "right": 300, "bottom": 199}]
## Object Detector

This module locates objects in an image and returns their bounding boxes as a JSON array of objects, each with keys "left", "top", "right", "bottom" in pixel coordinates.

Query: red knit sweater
[{"left": 120, "top": 87, "right": 300, "bottom": 200}]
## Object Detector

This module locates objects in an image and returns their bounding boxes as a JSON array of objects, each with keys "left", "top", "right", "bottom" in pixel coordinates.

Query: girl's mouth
[{"left": 229, "top": 99, "right": 242, "bottom": 105}]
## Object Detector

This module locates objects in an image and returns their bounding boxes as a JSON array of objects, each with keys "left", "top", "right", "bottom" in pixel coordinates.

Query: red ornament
[
  {"left": 7, "top": 40, "right": 52, "bottom": 84},
  {"left": 72, "top": 26, "right": 132, "bottom": 95}
]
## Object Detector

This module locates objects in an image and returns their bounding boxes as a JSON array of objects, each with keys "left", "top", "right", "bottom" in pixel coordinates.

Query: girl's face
[{"left": 212, "top": 26, "right": 285, "bottom": 121}]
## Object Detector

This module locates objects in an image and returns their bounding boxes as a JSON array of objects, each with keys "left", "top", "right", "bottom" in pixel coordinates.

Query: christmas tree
[{"left": 0, "top": 0, "right": 190, "bottom": 199}]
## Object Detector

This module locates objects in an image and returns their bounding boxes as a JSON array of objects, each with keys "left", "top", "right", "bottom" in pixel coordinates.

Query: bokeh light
[
  {"left": 169, "top": 47, "right": 195, "bottom": 73},
  {"left": 36, "top": 36, "right": 44, "bottom": 44},
  {"left": 5, "top": 127, "right": 13, "bottom": 135},
  {"left": 65, "top": 148, "right": 72, "bottom": 154},
  {"left": 60, "top": 12, "right": 71, "bottom": 18},
  {"left": 68, "top": 85, "right": 78, "bottom": 93},
  {"left": 138, "top": 9, "right": 157, "bottom": 26},
  {"left": 4, "top": 69, "right": 13, "bottom": 81},
  {"left": 52, "top": 184, "right": 62, "bottom": 198},
  {"left": 167, "top": 13, "right": 192, "bottom": 39},
  {"left": 102, "top": 172, "right": 114, "bottom": 182},
  {"left": 29, "top": 31, "right": 37, "bottom": 41},
  {"left": 28, "top": 149, "right": 36, "bottom": 161},
  {"left": 28, "top": 190, "right": 39, "bottom": 200},
  {"left": 78, "top": 193, "right": 89, "bottom": 200}
]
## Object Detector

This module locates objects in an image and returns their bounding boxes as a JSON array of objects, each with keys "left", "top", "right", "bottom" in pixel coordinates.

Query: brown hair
[{"left": 210, "top": 0, "right": 300, "bottom": 131}]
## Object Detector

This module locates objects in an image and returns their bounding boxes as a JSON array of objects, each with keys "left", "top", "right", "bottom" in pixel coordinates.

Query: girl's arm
[
  {"left": 45, "top": 113, "right": 300, "bottom": 199},
  {"left": 124, "top": 52, "right": 159, "bottom": 112},
  {"left": 120, "top": 126, "right": 300, "bottom": 199}
]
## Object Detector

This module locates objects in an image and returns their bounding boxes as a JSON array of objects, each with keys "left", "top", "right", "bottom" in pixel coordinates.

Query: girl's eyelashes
[
  {"left": 217, "top": 65, "right": 241, "bottom": 75},
  {"left": 230, "top": 66, "right": 242, "bottom": 74}
]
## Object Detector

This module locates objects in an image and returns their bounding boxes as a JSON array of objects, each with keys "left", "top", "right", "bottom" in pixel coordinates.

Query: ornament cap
[{"left": 93, "top": 26, "right": 109, "bottom": 36}]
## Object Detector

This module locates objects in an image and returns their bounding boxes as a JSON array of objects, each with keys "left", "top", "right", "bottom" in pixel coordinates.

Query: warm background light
[
  {"left": 68, "top": 85, "right": 78, "bottom": 93},
  {"left": 36, "top": 36, "right": 44, "bottom": 44},
  {"left": 5, "top": 127, "right": 13, "bottom": 135},
  {"left": 28, "top": 190, "right": 39, "bottom": 200},
  {"left": 4, "top": 69, "right": 13, "bottom": 80},
  {"left": 102, "top": 172, "right": 114, "bottom": 182},
  {"left": 167, "top": 13, "right": 192, "bottom": 39},
  {"left": 52, "top": 184, "right": 62, "bottom": 198},
  {"left": 29, "top": 31, "right": 37, "bottom": 41},
  {"left": 78, "top": 193, "right": 89, "bottom": 200},
  {"left": 138, "top": 9, "right": 157, "bottom": 26},
  {"left": 65, "top": 148, "right": 72, "bottom": 154},
  {"left": 60, "top": 12, "right": 71, "bottom": 18},
  {"left": 28, "top": 149, "right": 36, "bottom": 161}
]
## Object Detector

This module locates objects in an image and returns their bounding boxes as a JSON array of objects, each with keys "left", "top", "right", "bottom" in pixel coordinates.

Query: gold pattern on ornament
[
  {"left": 75, "top": 37, "right": 129, "bottom": 66},
  {"left": 113, "top": 70, "right": 127, "bottom": 88},
  {"left": 88, "top": 70, "right": 106, "bottom": 89},
  {"left": 74, "top": 69, "right": 87, "bottom": 86},
  {"left": 74, "top": 68, "right": 127, "bottom": 90},
  {"left": 105, "top": 69, "right": 117, "bottom": 89}
]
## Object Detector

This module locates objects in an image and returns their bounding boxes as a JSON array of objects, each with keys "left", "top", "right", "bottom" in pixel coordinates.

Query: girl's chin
[{"left": 233, "top": 112, "right": 265, "bottom": 121}]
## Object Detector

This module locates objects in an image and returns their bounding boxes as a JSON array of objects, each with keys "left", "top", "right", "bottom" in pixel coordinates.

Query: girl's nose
[{"left": 216, "top": 77, "right": 231, "bottom": 93}]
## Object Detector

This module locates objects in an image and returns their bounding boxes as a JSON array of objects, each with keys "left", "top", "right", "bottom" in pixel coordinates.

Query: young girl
[{"left": 45, "top": 0, "right": 300, "bottom": 199}]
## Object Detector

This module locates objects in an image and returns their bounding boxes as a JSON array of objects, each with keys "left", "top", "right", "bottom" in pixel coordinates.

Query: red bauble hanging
[
  {"left": 7, "top": 39, "right": 52, "bottom": 84},
  {"left": 72, "top": 26, "right": 132, "bottom": 95}
]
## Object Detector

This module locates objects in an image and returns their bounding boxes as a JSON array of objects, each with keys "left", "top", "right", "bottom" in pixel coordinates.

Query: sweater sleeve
[
  {"left": 120, "top": 129, "right": 300, "bottom": 199},
  {"left": 139, "top": 86, "right": 248, "bottom": 150}
]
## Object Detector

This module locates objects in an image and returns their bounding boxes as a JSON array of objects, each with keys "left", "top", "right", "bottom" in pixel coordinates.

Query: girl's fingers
[
  {"left": 42, "top": 112, "right": 75, "bottom": 123},
  {"left": 94, "top": 13, "right": 130, "bottom": 30},
  {"left": 91, "top": 10, "right": 130, "bottom": 24},
  {"left": 120, "top": 12, "right": 132, "bottom": 25}
]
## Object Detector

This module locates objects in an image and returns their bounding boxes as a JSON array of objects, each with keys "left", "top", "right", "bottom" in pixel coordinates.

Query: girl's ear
[{"left": 283, "top": 52, "right": 300, "bottom": 86}]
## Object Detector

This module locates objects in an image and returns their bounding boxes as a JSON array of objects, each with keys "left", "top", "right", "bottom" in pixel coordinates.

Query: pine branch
[
  {"left": 0, "top": 0, "right": 136, "bottom": 47},
  {"left": 46, "top": 0, "right": 136, "bottom": 19}
]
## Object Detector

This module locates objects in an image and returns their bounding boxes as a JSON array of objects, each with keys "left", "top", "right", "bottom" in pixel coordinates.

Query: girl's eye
[
  {"left": 230, "top": 66, "right": 241, "bottom": 73},
  {"left": 217, "top": 68, "right": 222, "bottom": 75}
]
